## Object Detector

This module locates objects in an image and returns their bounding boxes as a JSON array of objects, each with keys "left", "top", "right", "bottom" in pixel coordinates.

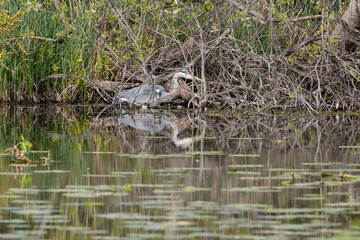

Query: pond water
[{"left": 0, "top": 106, "right": 360, "bottom": 239}]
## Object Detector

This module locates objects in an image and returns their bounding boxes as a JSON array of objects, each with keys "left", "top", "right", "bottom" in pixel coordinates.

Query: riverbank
[{"left": 1, "top": 0, "right": 359, "bottom": 111}]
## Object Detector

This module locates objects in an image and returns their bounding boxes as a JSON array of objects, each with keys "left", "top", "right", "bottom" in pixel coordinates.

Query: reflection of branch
[
  {"left": 38, "top": 125, "right": 94, "bottom": 140},
  {"left": 37, "top": 110, "right": 193, "bottom": 147},
  {"left": 34, "top": 106, "right": 360, "bottom": 155},
  {"left": 289, "top": 118, "right": 317, "bottom": 150}
]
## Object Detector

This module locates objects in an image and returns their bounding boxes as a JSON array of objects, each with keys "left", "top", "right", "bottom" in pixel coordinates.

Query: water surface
[{"left": 0, "top": 106, "right": 360, "bottom": 239}]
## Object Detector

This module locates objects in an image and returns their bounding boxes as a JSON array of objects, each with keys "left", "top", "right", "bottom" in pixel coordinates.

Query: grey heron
[
  {"left": 118, "top": 112, "right": 195, "bottom": 149},
  {"left": 115, "top": 70, "right": 201, "bottom": 106}
]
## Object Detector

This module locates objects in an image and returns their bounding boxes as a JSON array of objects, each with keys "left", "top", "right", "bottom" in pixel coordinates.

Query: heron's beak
[
  {"left": 188, "top": 74, "right": 202, "bottom": 81},
  {"left": 193, "top": 76, "right": 202, "bottom": 81}
]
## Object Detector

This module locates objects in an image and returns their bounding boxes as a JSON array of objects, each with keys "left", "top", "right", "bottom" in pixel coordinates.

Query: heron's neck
[
  {"left": 161, "top": 76, "right": 180, "bottom": 102},
  {"left": 164, "top": 117, "right": 180, "bottom": 142},
  {"left": 165, "top": 117, "right": 191, "bottom": 149}
]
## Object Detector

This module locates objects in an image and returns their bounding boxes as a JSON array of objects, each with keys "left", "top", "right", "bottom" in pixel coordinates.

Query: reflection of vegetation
[
  {"left": 282, "top": 172, "right": 295, "bottom": 185},
  {"left": 339, "top": 172, "right": 358, "bottom": 180},
  {"left": 2, "top": 107, "right": 360, "bottom": 239},
  {"left": 123, "top": 184, "right": 133, "bottom": 191},
  {"left": 3, "top": 136, "right": 51, "bottom": 166},
  {"left": 320, "top": 172, "right": 332, "bottom": 178},
  {"left": 4, "top": 136, "right": 33, "bottom": 163}
]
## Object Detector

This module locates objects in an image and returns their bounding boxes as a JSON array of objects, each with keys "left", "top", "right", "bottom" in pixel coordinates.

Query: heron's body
[
  {"left": 118, "top": 112, "right": 194, "bottom": 149},
  {"left": 115, "top": 70, "right": 200, "bottom": 107},
  {"left": 117, "top": 85, "right": 168, "bottom": 106},
  {"left": 119, "top": 114, "right": 166, "bottom": 132}
]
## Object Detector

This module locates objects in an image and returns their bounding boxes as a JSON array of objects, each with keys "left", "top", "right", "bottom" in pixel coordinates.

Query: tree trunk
[{"left": 333, "top": 0, "right": 360, "bottom": 52}]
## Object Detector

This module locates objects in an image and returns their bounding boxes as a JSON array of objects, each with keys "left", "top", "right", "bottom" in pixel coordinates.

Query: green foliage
[
  {"left": 0, "top": 0, "right": 27, "bottom": 72},
  {"left": 0, "top": 0, "right": 356, "bottom": 106},
  {"left": 19, "top": 135, "right": 32, "bottom": 152},
  {"left": 123, "top": 184, "right": 133, "bottom": 191},
  {"left": 0, "top": 0, "right": 96, "bottom": 102}
]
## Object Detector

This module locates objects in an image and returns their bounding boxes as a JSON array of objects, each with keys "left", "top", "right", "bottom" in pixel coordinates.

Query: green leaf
[
  {"left": 123, "top": 184, "right": 133, "bottom": 191},
  {"left": 19, "top": 136, "right": 32, "bottom": 152}
]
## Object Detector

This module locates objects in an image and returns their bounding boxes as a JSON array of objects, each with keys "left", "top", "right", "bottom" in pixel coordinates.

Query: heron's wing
[
  {"left": 117, "top": 85, "right": 166, "bottom": 105},
  {"left": 119, "top": 114, "right": 165, "bottom": 131}
]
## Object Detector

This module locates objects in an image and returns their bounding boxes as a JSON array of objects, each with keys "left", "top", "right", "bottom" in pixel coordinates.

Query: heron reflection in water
[
  {"left": 115, "top": 70, "right": 202, "bottom": 106},
  {"left": 119, "top": 113, "right": 194, "bottom": 149}
]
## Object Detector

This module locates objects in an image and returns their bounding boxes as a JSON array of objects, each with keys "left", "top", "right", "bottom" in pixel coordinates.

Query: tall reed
[
  {"left": 1, "top": 0, "right": 96, "bottom": 103},
  {"left": 1, "top": 0, "right": 357, "bottom": 111}
]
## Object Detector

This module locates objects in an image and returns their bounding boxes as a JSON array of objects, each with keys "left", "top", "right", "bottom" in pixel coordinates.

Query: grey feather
[{"left": 115, "top": 70, "right": 199, "bottom": 107}]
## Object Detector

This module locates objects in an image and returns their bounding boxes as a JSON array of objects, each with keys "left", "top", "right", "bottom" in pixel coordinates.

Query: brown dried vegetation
[{"left": 4, "top": 0, "right": 360, "bottom": 112}]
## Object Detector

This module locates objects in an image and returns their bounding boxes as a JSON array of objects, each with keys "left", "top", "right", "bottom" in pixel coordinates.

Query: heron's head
[{"left": 174, "top": 70, "right": 202, "bottom": 81}]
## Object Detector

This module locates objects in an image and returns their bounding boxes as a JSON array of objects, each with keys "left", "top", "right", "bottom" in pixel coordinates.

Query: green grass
[
  {"left": 0, "top": 0, "right": 353, "bottom": 105},
  {"left": 1, "top": 0, "right": 96, "bottom": 102}
]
